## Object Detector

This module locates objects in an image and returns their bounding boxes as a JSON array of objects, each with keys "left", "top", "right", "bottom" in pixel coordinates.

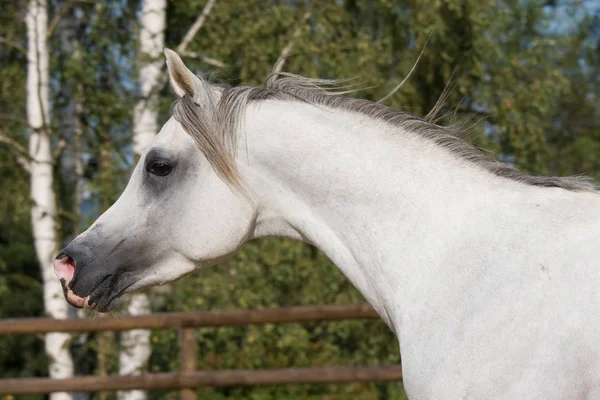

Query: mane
[{"left": 172, "top": 73, "right": 599, "bottom": 193}]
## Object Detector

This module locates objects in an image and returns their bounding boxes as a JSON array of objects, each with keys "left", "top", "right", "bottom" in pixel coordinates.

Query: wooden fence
[{"left": 0, "top": 304, "right": 402, "bottom": 398}]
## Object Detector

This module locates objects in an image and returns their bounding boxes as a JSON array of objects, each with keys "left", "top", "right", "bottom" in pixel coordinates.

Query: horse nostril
[
  {"left": 53, "top": 252, "right": 76, "bottom": 285},
  {"left": 56, "top": 251, "right": 77, "bottom": 269}
]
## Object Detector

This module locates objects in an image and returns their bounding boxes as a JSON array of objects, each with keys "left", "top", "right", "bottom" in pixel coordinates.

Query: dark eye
[{"left": 148, "top": 160, "right": 173, "bottom": 176}]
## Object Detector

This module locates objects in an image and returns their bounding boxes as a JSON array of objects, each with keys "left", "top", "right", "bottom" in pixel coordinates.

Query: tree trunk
[
  {"left": 132, "top": 0, "right": 166, "bottom": 155},
  {"left": 26, "top": 2, "right": 74, "bottom": 400},
  {"left": 118, "top": 294, "right": 152, "bottom": 400},
  {"left": 118, "top": 1, "right": 166, "bottom": 399}
]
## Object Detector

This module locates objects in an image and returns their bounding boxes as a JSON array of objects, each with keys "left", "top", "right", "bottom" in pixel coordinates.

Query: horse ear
[{"left": 164, "top": 48, "right": 200, "bottom": 98}]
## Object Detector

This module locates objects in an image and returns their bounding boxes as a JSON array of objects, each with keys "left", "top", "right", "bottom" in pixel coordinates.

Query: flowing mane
[{"left": 172, "top": 73, "right": 598, "bottom": 192}]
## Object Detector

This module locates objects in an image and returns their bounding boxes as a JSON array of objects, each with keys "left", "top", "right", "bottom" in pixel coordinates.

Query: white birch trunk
[
  {"left": 132, "top": 0, "right": 166, "bottom": 155},
  {"left": 26, "top": 2, "right": 74, "bottom": 400},
  {"left": 118, "top": 1, "right": 165, "bottom": 399},
  {"left": 118, "top": 294, "right": 151, "bottom": 400}
]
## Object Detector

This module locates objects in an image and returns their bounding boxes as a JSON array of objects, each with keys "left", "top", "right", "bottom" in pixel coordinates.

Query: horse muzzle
[{"left": 53, "top": 239, "right": 134, "bottom": 312}]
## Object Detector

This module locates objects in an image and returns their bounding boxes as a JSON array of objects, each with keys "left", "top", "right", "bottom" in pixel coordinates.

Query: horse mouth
[{"left": 54, "top": 253, "right": 131, "bottom": 312}]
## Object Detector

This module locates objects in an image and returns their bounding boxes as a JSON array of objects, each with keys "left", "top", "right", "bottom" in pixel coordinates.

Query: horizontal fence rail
[
  {"left": 0, "top": 304, "right": 402, "bottom": 396},
  {"left": 0, "top": 366, "right": 403, "bottom": 394},
  {"left": 0, "top": 304, "right": 380, "bottom": 334}
]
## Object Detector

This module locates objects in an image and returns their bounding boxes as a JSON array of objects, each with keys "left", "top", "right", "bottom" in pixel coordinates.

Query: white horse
[{"left": 54, "top": 49, "right": 600, "bottom": 399}]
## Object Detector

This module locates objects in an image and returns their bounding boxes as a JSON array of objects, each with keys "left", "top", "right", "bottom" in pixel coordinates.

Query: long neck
[{"left": 242, "top": 100, "right": 536, "bottom": 332}]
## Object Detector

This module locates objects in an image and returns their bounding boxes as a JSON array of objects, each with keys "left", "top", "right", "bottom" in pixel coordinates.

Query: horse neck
[{"left": 241, "top": 100, "right": 531, "bottom": 332}]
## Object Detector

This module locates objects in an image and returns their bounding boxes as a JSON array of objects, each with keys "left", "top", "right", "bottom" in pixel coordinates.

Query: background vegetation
[{"left": 0, "top": 0, "right": 598, "bottom": 399}]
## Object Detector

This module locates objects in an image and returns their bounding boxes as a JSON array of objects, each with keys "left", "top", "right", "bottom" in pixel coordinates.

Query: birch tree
[
  {"left": 26, "top": 1, "right": 73, "bottom": 399},
  {"left": 118, "top": 2, "right": 166, "bottom": 400},
  {"left": 119, "top": 2, "right": 220, "bottom": 396}
]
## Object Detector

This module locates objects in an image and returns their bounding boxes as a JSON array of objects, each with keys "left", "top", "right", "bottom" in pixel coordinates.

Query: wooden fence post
[{"left": 180, "top": 327, "right": 197, "bottom": 400}]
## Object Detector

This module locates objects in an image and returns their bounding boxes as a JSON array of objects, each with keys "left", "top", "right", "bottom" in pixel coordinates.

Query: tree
[
  {"left": 26, "top": 1, "right": 74, "bottom": 399},
  {"left": 118, "top": 3, "right": 167, "bottom": 398}
]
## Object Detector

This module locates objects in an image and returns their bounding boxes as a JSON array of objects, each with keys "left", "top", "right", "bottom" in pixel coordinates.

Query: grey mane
[{"left": 172, "top": 73, "right": 598, "bottom": 192}]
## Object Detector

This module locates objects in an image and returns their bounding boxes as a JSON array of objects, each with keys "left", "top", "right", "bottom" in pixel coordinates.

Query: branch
[
  {"left": 47, "top": 0, "right": 76, "bottom": 40},
  {"left": 180, "top": 51, "right": 227, "bottom": 68},
  {"left": 176, "top": 0, "right": 217, "bottom": 53},
  {"left": 0, "top": 131, "right": 31, "bottom": 173},
  {"left": 272, "top": 12, "right": 311, "bottom": 74},
  {"left": 0, "top": 113, "right": 33, "bottom": 128},
  {"left": 0, "top": 37, "right": 27, "bottom": 56},
  {"left": 14, "top": 156, "right": 32, "bottom": 174},
  {"left": 0, "top": 132, "right": 29, "bottom": 157}
]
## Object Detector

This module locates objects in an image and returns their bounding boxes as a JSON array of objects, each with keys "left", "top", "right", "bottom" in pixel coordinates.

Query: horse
[{"left": 53, "top": 49, "right": 600, "bottom": 399}]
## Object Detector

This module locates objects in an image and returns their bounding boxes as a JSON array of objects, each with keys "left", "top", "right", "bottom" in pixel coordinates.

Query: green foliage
[{"left": 0, "top": 155, "right": 46, "bottom": 379}]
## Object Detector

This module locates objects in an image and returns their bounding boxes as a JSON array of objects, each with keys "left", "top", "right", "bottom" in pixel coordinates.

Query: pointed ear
[{"left": 164, "top": 48, "right": 200, "bottom": 98}]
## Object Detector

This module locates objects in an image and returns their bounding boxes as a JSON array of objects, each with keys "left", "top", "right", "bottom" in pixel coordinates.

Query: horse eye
[{"left": 148, "top": 160, "right": 172, "bottom": 177}]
